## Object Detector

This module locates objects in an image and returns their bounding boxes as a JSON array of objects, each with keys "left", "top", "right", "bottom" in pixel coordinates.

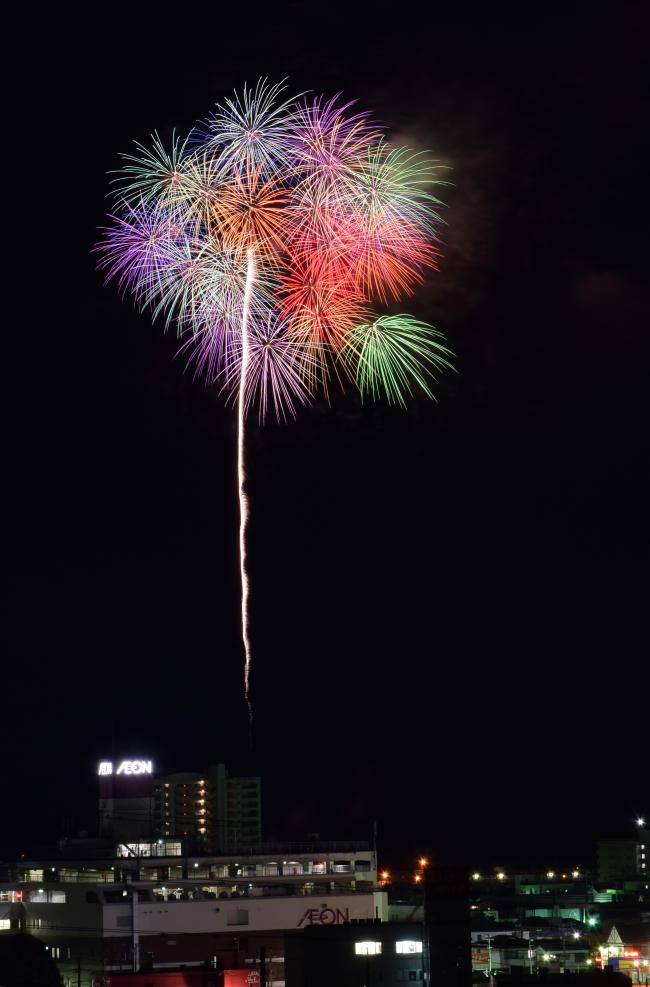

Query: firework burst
[{"left": 97, "top": 80, "right": 453, "bottom": 719}]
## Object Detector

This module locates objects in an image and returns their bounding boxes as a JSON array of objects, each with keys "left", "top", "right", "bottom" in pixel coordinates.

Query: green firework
[{"left": 344, "top": 315, "right": 455, "bottom": 407}]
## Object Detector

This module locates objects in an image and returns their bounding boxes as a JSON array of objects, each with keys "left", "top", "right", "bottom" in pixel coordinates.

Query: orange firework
[{"left": 211, "top": 164, "right": 290, "bottom": 261}]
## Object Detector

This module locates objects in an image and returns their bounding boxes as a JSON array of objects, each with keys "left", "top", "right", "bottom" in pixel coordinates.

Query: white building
[{"left": 0, "top": 841, "right": 382, "bottom": 987}]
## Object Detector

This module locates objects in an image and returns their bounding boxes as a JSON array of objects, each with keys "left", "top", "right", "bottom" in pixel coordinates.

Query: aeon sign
[
  {"left": 97, "top": 760, "right": 153, "bottom": 776},
  {"left": 298, "top": 905, "right": 350, "bottom": 926}
]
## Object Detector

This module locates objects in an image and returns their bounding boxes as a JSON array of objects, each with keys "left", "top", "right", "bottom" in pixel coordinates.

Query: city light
[
  {"left": 419, "top": 857, "right": 429, "bottom": 868},
  {"left": 355, "top": 942, "right": 382, "bottom": 956},
  {"left": 547, "top": 871, "right": 555, "bottom": 878},
  {"left": 637, "top": 817, "right": 646, "bottom": 827},
  {"left": 497, "top": 872, "right": 505, "bottom": 880},
  {"left": 587, "top": 916, "right": 598, "bottom": 927},
  {"left": 573, "top": 932, "right": 580, "bottom": 940},
  {"left": 414, "top": 873, "right": 422, "bottom": 883},
  {"left": 472, "top": 872, "right": 481, "bottom": 880},
  {"left": 572, "top": 870, "right": 579, "bottom": 878}
]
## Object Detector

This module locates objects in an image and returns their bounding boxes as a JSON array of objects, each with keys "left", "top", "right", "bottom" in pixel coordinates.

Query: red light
[{"left": 623, "top": 951, "right": 640, "bottom": 958}]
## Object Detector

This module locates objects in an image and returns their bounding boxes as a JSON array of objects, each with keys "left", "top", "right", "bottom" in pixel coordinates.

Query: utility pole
[
  {"left": 132, "top": 889, "right": 139, "bottom": 972},
  {"left": 260, "top": 945, "right": 267, "bottom": 987}
]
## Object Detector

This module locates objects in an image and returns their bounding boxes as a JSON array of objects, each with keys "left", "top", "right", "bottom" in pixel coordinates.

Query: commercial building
[
  {"left": 468, "top": 867, "right": 596, "bottom": 926},
  {"left": 597, "top": 922, "right": 650, "bottom": 983},
  {"left": 97, "top": 759, "right": 262, "bottom": 851},
  {"left": 285, "top": 920, "right": 425, "bottom": 986},
  {"left": 0, "top": 839, "right": 380, "bottom": 987},
  {"left": 98, "top": 758, "right": 155, "bottom": 843},
  {"left": 470, "top": 929, "right": 594, "bottom": 975}
]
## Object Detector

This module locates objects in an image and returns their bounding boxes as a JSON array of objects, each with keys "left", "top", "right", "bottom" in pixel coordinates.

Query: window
[
  {"left": 355, "top": 942, "right": 382, "bottom": 955},
  {"left": 49, "top": 891, "right": 66, "bottom": 903},
  {"left": 396, "top": 941, "right": 423, "bottom": 954},
  {"left": 51, "top": 946, "right": 60, "bottom": 959},
  {"left": 0, "top": 920, "right": 10, "bottom": 930}
]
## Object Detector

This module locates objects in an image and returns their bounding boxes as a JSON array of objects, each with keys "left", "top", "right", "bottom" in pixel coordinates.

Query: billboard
[{"left": 97, "top": 759, "right": 154, "bottom": 798}]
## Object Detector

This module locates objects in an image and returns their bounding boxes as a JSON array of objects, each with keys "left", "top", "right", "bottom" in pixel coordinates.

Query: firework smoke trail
[{"left": 239, "top": 248, "right": 256, "bottom": 723}]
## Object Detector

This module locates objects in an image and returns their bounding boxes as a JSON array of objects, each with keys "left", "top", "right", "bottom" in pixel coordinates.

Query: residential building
[
  {"left": 597, "top": 839, "right": 647, "bottom": 883},
  {"left": 153, "top": 763, "right": 262, "bottom": 849}
]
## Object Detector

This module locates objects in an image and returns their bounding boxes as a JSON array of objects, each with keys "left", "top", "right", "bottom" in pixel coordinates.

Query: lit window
[
  {"left": 355, "top": 942, "right": 382, "bottom": 955},
  {"left": 0, "top": 919, "right": 10, "bottom": 930},
  {"left": 396, "top": 941, "right": 423, "bottom": 954}
]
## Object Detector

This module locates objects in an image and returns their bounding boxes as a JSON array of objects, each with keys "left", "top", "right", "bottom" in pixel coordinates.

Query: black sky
[{"left": 4, "top": 2, "right": 648, "bottom": 871}]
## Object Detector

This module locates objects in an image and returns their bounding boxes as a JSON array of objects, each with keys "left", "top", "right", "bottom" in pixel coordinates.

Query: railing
[{"left": 208, "top": 840, "right": 370, "bottom": 855}]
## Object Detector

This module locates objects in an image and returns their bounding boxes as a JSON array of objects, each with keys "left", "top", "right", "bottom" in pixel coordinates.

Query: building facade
[
  {"left": 597, "top": 839, "right": 647, "bottom": 883},
  {"left": 285, "top": 921, "right": 425, "bottom": 987},
  {"left": 153, "top": 764, "right": 262, "bottom": 849},
  {"left": 96, "top": 759, "right": 262, "bottom": 850},
  {"left": 0, "top": 840, "right": 379, "bottom": 987}
]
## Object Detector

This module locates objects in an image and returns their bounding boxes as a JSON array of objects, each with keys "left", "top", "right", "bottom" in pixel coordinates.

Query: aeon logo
[
  {"left": 97, "top": 760, "right": 153, "bottom": 776},
  {"left": 297, "top": 905, "right": 350, "bottom": 927}
]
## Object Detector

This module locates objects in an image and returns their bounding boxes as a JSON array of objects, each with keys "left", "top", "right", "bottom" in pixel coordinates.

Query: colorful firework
[{"left": 96, "top": 79, "right": 453, "bottom": 719}]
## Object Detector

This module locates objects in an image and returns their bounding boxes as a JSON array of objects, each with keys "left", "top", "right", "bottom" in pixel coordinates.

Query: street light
[{"left": 636, "top": 817, "right": 646, "bottom": 827}]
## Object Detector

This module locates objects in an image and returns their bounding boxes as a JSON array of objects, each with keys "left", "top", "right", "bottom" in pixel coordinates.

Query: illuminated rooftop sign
[{"left": 98, "top": 760, "right": 153, "bottom": 776}]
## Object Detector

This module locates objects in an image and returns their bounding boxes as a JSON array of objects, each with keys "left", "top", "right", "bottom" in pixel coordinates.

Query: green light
[
  {"left": 343, "top": 315, "right": 454, "bottom": 407},
  {"left": 587, "top": 916, "right": 598, "bottom": 927}
]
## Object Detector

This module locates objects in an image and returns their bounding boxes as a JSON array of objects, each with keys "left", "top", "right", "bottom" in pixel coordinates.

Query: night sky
[{"left": 4, "top": 2, "right": 648, "bottom": 871}]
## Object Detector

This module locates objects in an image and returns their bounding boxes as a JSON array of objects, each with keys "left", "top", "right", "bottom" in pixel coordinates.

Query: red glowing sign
[{"left": 225, "top": 972, "right": 260, "bottom": 987}]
